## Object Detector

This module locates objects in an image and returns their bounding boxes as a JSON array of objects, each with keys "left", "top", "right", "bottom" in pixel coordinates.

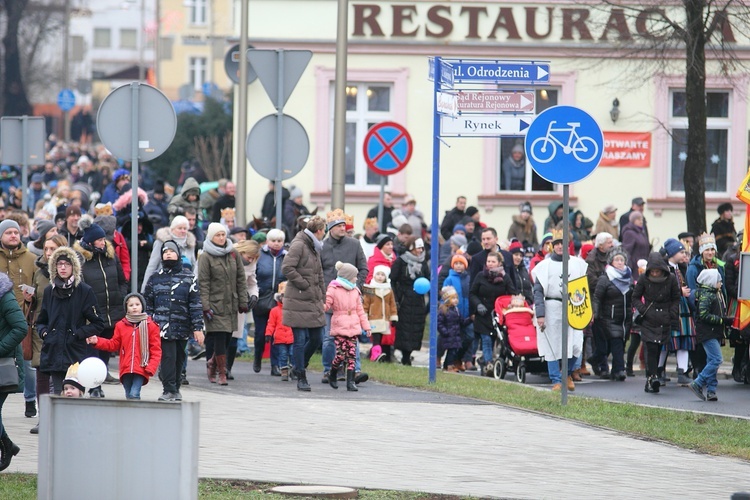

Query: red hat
[{"left": 509, "top": 241, "right": 524, "bottom": 254}]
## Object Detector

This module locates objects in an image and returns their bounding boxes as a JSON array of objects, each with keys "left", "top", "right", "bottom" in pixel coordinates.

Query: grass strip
[{"left": 341, "top": 356, "right": 750, "bottom": 461}]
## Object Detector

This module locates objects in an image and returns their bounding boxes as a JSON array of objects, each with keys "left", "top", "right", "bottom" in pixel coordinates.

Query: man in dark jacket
[
  {"left": 319, "top": 209, "right": 368, "bottom": 384},
  {"left": 468, "top": 227, "right": 514, "bottom": 289},
  {"left": 211, "top": 181, "right": 236, "bottom": 222},
  {"left": 144, "top": 180, "right": 171, "bottom": 231},
  {"left": 281, "top": 215, "right": 327, "bottom": 391},
  {"left": 59, "top": 205, "right": 83, "bottom": 246},
  {"left": 366, "top": 191, "right": 394, "bottom": 234},
  {"left": 585, "top": 232, "right": 614, "bottom": 377},
  {"left": 711, "top": 202, "right": 737, "bottom": 257},
  {"left": 439, "top": 196, "right": 466, "bottom": 241}
]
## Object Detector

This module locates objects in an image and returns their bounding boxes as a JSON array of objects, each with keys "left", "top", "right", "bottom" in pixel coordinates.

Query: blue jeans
[
  {"left": 323, "top": 313, "right": 361, "bottom": 372},
  {"left": 122, "top": 373, "right": 145, "bottom": 399},
  {"left": 274, "top": 343, "right": 293, "bottom": 369},
  {"left": 23, "top": 360, "right": 36, "bottom": 402},
  {"left": 292, "top": 326, "right": 323, "bottom": 373},
  {"left": 480, "top": 333, "right": 493, "bottom": 364},
  {"left": 237, "top": 323, "right": 251, "bottom": 354},
  {"left": 694, "top": 338, "right": 722, "bottom": 393},
  {"left": 547, "top": 357, "right": 578, "bottom": 384}
]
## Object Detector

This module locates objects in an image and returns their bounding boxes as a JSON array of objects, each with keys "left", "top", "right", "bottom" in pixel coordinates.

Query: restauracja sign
[{"left": 351, "top": 3, "right": 737, "bottom": 43}]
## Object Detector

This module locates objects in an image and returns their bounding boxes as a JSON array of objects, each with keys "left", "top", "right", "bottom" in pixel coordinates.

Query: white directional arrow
[
  {"left": 537, "top": 66, "right": 549, "bottom": 80},
  {"left": 520, "top": 94, "right": 532, "bottom": 109}
]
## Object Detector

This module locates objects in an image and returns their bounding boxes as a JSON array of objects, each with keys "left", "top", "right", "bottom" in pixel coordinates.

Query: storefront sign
[{"left": 600, "top": 131, "right": 651, "bottom": 167}]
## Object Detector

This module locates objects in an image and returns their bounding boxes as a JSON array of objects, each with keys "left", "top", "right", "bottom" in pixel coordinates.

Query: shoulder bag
[{"left": 0, "top": 357, "right": 19, "bottom": 392}]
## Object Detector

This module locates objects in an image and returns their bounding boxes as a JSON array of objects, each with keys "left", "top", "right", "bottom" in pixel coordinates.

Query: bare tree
[
  {"left": 192, "top": 132, "right": 233, "bottom": 181},
  {"left": 590, "top": 1, "right": 750, "bottom": 235},
  {"left": 1, "top": 0, "right": 33, "bottom": 116}
]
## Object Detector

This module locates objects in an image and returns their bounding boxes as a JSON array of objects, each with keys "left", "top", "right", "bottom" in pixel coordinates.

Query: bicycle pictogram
[{"left": 529, "top": 120, "right": 599, "bottom": 164}]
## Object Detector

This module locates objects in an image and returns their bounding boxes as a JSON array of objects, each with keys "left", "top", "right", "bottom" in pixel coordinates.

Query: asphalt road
[{"left": 183, "top": 350, "right": 750, "bottom": 419}]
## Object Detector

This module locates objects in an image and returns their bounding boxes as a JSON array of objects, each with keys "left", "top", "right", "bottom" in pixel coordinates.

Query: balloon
[
  {"left": 77, "top": 357, "right": 108, "bottom": 388},
  {"left": 413, "top": 277, "right": 430, "bottom": 295}
]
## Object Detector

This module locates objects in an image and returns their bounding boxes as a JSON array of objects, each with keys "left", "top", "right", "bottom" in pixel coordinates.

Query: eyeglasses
[{"left": 56, "top": 261, "right": 72, "bottom": 268}]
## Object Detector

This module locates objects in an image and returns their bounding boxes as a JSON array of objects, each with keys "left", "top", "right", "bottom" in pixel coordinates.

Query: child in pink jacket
[{"left": 325, "top": 261, "right": 371, "bottom": 391}]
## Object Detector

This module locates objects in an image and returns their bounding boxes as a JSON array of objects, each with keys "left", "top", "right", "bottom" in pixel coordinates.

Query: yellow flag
[
  {"left": 736, "top": 168, "right": 750, "bottom": 205},
  {"left": 736, "top": 169, "right": 750, "bottom": 330},
  {"left": 567, "top": 275, "right": 593, "bottom": 330}
]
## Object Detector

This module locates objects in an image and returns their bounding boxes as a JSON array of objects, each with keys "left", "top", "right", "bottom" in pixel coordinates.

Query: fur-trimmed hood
[
  {"left": 73, "top": 239, "right": 116, "bottom": 262},
  {"left": 48, "top": 246, "right": 83, "bottom": 286},
  {"left": 155, "top": 226, "right": 196, "bottom": 247}
]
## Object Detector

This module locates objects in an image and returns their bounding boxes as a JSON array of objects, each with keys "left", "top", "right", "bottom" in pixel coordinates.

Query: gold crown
[
  {"left": 344, "top": 213, "right": 354, "bottom": 228},
  {"left": 326, "top": 208, "right": 346, "bottom": 224},
  {"left": 221, "top": 207, "right": 236, "bottom": 219},
  {"left": 363, "top": 217, "right": 378, "bottom": 230}
]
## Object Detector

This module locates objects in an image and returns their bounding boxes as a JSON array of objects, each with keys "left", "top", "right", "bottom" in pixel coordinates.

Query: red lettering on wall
[
  {"left": 488, "top": 7, "right": 521, "bottom": 40},
  {"left": 525, "top": 7, "right": 553, "bottom": 40},
  {"left": 599, "top": 9, "right": 632, "bottom": 41},
  {"left": 460, "top": 6, "right": 488, "bottom": 39},
  {"left": 426, "top": 5, "right": 453, "bottom": 38},
  {"left": 635, "top": 8, "right": 667, "bottom": 41},
  {"left": 561, "top": 8, "right": 593, "bottom": 40},
  {"left": 392, "top": 5, "right": 419, "bottom": 37},
  {"left": 708, "top": 10, "right": 736, "bottom": 43},
  {"left": 352, "top": 4, "right": 384, "bottom": 37}
]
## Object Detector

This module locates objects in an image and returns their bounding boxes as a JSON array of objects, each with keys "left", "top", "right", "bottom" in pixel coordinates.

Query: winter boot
[
  {"left": 328, "top": 365, "right": 339, "bottom": 389},
  {"left": 280, "top": 368, "right": 289, "bottom": 381},
  {"left": 657, "top": 367, "right": 670, "bottom": 385},
  {"left": 297, "top": 370, "right": 311, "bottom": 392},
  {"left": 571, "top": 369, "right": 582, "bottom": 382},
  {"left": 346, "top": 369, "right": 358, "bottom": 392},
  {"left": 216, "top": 355, "right": 228, "bottom": 385},
  {"left": 337, "top": 367, "right": 346, "bottom": 381},
  {"left": 206, "top": 356, "right": 217, "bottom": 383},
  {"left": 645, "top": 375, "right": 660, "bottom": 393},
  {"left": 253, "top": 355, "right": 262, "bottom": 373},
  {"left": 677, "top": 368, "right": 691, "bottom": 386},
  {"left": 0, "top": 432, "right": 20, "bottom": 471},
  {"left": 271, "top": 365, "right": 281, "bottom": 376}
]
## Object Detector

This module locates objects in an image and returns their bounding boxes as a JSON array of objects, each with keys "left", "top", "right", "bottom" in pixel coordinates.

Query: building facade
[{"left": 233, "top": 0, "right": 750, "bottom": 246}]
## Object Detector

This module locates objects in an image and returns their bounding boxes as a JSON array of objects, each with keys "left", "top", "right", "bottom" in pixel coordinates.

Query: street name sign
[
  {"left": 457, "top": 91, "right": 534, "bottom": 113},
  {"left": 440, "top": 115, "right": 534, "bottom": 137}
]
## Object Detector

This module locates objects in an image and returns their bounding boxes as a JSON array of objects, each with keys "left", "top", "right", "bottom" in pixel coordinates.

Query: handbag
[
  {"left": 633, "top": 301, "right": 653, "bottom": 326},
  {"left": 0, "top": 357, "right": 19, "bottom": 392},
  {"left": 253, "top": 289, "right": 277, "bottom": 316},
  {"left": 21, "top": 301, "right": 34, "bottom": 361}
]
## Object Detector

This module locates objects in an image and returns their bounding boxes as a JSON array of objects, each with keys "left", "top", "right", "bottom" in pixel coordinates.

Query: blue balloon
[{"left": 413, "top": 277, "right": 430, "bottom": 295}]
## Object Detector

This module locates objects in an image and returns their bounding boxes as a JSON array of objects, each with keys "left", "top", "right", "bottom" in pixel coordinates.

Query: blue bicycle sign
[{"left": 525, "top": 106, "right": 603, "bottom": 184}]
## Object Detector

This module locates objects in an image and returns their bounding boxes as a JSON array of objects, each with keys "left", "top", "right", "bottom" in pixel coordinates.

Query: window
[
  {"left": 93, "top": 28, "right": 111, "bottom": 49},
  {"left": 497, "top": 88, "right": 558, "bottom": 193},
  {"left": 186, "top": 0, "right": 207, "bottom": 25},
  {"left": 189, "top": 57, "right": 207, "bottom": 92},
  {"left": 669, "top": 90, "right": 730, "bottom": 193},
  {"left": 337, "top": 83, "right": 393, "bottom": 189},
  {"left": 120, "top": 29, "right": 137, "bottom": 49}
]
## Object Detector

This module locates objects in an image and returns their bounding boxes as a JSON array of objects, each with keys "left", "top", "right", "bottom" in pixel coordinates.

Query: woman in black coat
[
  {"left": 593, "top": 248, "right": 633, "bottom": 382},
  {"left": 37, "top": 246, "right": 105, "bottom": 395},
  {"left": 391, "top": 236, "right": 430, "bottom": 365},
  {"left": 74, "top": 217, "right": 127, "bottom": 396},
  {"left": 632, "top": 252, "right": 680, "bottom": 393},
  {"left": 469, "top": 251, "right": 515, "bottom": 373}
]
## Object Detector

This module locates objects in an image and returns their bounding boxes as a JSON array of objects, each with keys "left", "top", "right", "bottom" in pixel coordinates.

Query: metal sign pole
[
  {"left": 428, "top": 57, "right": 442, "bottom": 384},
  {"left": 378, "top": 176, "right": 385, "bottom": 232},
  {"left": 274, "top": 50, "right": 285, "bottom": 230},
  {"left": 130, "top": 83, "right": 140, "bottom": 294},
  {"left": 21, "top": 116, "right": 28, "bottom": 213},
  {"left": 561, "top": 184, "right": 570, "bottom": 405},
  {"left": 236, "top": 0, "right": 249, "bottom": 226}
]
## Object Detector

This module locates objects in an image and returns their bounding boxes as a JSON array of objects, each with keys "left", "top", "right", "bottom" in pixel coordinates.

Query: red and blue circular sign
[{"left": 363, "top": 121, "right": 413, "bottom": 176}]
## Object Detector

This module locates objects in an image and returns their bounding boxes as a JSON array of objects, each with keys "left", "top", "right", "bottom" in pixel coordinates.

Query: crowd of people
[{"left": 0, "top": 137, "right": 746, "bottom": 471}]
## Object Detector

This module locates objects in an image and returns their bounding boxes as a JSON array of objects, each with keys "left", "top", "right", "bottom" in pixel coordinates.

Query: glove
[
  {"left": 723, "top": 316, "right": 735, "bottom": 326},
  {"left": 477, "top": 304, "right": 488, "bottom": 316},
  {"left": 248, "top": 295, "right": 258, "bottom": 310},
  {"left": 239, "top": 306, "right": 249, "bottom": 314},
  {"left": 203, "top": 309, "right": 214, "bottom": 321},
  {"left": 265, "top": 335, "right": 273, "bottom": 343}
]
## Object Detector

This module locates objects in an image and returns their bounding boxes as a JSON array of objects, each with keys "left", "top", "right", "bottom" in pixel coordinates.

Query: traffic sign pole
[
  {"left": 561, "top": 184, "right": 570, "bottom": 405},
  {"left": 429, "top": 57, "right": 442, "bottom": 384},
  {"left": 275, "top": 50, "right": 285, "bottom": 230},
  {"left": 130, "top": 83, "right": 140, "bottom": 295},
  {"left": 21, "top": 117, "right": 28, "bottom": 213}
]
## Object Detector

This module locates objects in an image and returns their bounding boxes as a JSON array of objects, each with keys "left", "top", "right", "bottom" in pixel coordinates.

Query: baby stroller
[{"left": 490, "top": 295, "right": 547, "bottom": 383}]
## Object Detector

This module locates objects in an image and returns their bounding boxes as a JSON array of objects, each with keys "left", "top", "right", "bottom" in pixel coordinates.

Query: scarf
[
  {"left": 203, "top": 238, "right": 234, "bottom": 257},
  {"left": 606, "top": 265, "right": 632, "bottom": 295},
  {"left": 126, "top": 313, "right": 150, "bottom": 367},
  {"left": 400, "top": 250, "right": 425, "bottom": 279},
  {"left": 335, "top": 277, "right": 356, "bottom": 290},
  {"left": 52, "top": 275, "right": 75, "bottom": 299},
  {"left": 304, "top": 228, "right": 324, "bottom": 253},
  {"left": 484, "top": 266, "right": 505, "bottom": 284},
  {"left": 169, "top": 230, "right": 187, "bottom": 248}
]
